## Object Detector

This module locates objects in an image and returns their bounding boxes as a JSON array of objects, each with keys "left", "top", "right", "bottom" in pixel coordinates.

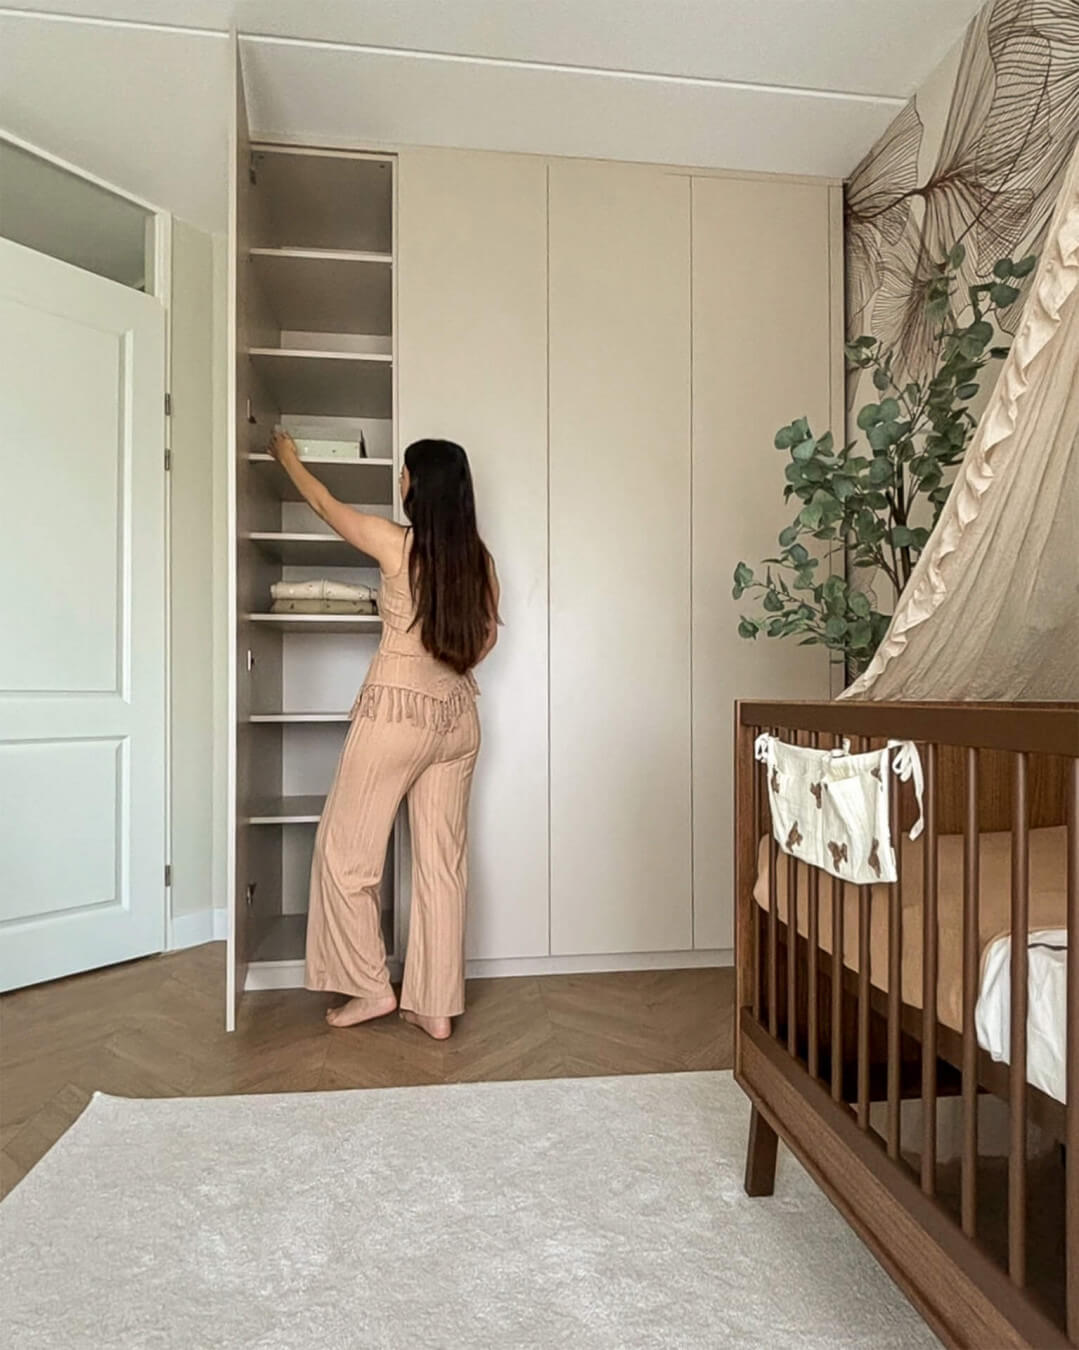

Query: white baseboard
[
  {"left": 168, "top": 908, "right": 228, "bottom": 951},
  {"left": 244, "top": 948, "right": 732, "bottom": 992},
  {"left": 464, "top": 949, "right": 732, "bottom": 978}
]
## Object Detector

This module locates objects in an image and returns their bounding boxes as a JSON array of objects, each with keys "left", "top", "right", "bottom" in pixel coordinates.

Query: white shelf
[
  {"left": 246, "top": 453, "right": 394, "bottom": 504},
  {"left": 251, "top": 247, "right": 392, "bottom": 264},
  {"left": 245, "top": 612, "right": 383, "bottom": 634},
  {"left": 248, "top": 712, "right": 351, "bottom": 723},
  {"left": 245, "top": 795, "right": 325, "bottom": 825},
  {"left": 249, "top": 249, "right": 392, "bottom": 335},
  {"left": 249, "top": 348, "right": 392, "bottom": 419},
  {"left": 247, "top": 531, "right": 378, "bottom": 567}
]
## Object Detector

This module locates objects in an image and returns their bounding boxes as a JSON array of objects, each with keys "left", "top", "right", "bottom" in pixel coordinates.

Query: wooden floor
[{"left": 0, "top": 943, "right": 734, "bottom": 1196}]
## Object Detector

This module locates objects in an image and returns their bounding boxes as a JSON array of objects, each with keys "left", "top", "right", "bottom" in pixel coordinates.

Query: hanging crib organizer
[{"left": 755, "top": 734, "right": 924, "bottom": 884}]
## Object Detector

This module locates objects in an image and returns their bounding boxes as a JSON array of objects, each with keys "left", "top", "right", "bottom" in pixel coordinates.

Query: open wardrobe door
[{"left": 226, "top": 32, "right": 252, "bottom": 1029}]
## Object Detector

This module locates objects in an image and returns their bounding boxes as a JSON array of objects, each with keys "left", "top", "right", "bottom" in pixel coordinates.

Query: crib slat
[
  {"left": 787, "top": 849, "right": 798, "bottom": 1057},
  {"left": 961, "top": 747, "right": 980, "bottom": 1238},
  {"left": 807, "top": 731, "right": 821, "bottom": 1082},
  {"left": 1067, "top": 756, "right": 1078, "bottom": 1343},
  {"left": 858, "top": 881, "right": 871, "bottom": 1129},
  {"left": 921, "top": 742, "right": 939, "bottom": 1196},
  {"left": 887, "top": 748, "right": 902, "bottom": 1160},
  {"left": 830, "top": 732, "right": 845, "bottom": 1103},
  {"left": 767, "top": 729, "right": 779, "bottom": 1039},
  {"left": 831, "top": 876, "right": 844, "bottom": 1102},
  {"left": 1009, "top": 752, "right": 1029, "bottom": 1288},
  {"left": 854, "top": 741, "right": 870, "bottom": 1129},
  {"left": 752, "top": 743, "right": 762, "bottom": 1023}
]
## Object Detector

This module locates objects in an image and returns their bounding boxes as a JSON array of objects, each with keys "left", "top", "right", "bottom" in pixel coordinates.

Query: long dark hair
[{"left": 402, "top": 439, "right": 496, "bottom": 675}]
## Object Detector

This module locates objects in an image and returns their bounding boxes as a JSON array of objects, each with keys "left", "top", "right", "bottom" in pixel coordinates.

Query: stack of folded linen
[{"left": 270, "top": 580, "right": 378, "bottom": 615}]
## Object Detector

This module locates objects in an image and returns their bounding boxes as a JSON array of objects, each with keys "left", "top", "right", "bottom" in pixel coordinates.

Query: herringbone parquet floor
[{"left": 0, "top": 944, "right": 734, "bottom": 1196}]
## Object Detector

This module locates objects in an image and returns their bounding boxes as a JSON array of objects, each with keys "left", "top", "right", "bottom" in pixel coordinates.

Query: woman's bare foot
[
  {"left": 401, "top": 1010, "right": 453, "bottom": 1041},
  {"left": 325, "top": 993, "right": 397, "bottom": 1028}
]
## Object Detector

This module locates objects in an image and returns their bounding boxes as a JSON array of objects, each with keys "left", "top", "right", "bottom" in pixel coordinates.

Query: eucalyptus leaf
[
  {"left": 792, "top": 436, "right": 817, "bottom": 462},
  {"left": 849, "top": 619, "right": 872, "bottom": 649},
  {"left": 774, "top": 424, "right": 798, "bottom": 449},
  {"left": 868, "top": 457, "right": 892, "bottom": 485}
]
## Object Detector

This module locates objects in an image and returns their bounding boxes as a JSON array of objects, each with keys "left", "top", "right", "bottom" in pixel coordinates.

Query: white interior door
[{"left": 0, "top": 236, "right": 167, "bottom": 991}]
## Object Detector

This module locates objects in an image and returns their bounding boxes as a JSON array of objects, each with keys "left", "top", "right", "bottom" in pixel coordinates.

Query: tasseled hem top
[{"left": 351, "top": 652, "right": 479, "bottom": 733}]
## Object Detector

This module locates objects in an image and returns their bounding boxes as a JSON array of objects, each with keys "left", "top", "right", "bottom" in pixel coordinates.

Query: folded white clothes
[
  {"left": 270, "top": 579, "right": 376, "bottom": 603},
  {"left": 271, "top": 597, "right": 377, "bottom": 615}
]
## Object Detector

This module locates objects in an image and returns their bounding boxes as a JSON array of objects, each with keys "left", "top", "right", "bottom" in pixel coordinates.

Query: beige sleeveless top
[{"left": 351, "top": 530, "right": 479, "bottom": 732}]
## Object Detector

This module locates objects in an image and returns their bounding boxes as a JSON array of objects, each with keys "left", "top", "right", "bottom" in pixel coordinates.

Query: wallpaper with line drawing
[{"left": 845, "top": 0, "right": 1079, "bottom": 416}]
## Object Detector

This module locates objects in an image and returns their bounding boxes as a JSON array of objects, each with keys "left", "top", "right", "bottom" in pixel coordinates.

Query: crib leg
[{"left": 745, "top": 1106, "right": 779, "bottom": 1196}]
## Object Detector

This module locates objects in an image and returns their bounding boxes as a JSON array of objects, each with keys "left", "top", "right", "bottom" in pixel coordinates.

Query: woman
[{"left": 269, "top": 432, "right": 499, "bottom": 1041}]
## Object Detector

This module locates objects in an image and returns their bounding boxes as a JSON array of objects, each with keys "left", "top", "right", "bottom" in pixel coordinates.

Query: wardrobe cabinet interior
[{"left": 231, "top": 89, "right": 401, "bottom": 1020}]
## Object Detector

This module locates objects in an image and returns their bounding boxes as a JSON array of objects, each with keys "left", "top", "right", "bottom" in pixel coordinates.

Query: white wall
[{"left": 167, "top": 220, "right": 219, "bottom": 929}]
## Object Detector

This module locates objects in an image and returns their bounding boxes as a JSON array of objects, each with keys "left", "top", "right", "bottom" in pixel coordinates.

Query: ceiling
[{"left": 0, "top": 1, "right": 987, "bottom": 234}]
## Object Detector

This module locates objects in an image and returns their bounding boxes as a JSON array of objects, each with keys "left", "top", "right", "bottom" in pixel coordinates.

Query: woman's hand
[{"left": 268, "top": 429, "right": 299, "bottom": 463}]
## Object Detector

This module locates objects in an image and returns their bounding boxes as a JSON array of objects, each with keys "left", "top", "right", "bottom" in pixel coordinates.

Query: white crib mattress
[{"left": 976, "top": 929, "right": 1068, "bottom": 1104}]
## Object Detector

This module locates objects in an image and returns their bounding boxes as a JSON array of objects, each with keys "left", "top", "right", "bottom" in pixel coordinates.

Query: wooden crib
[{"left": 733, "top": 701, "right": 1078, "bottom": 1349}]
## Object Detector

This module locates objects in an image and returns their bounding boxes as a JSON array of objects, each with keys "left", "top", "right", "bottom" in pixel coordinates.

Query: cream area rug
[{"left": 0, "top": 1072, "right": 939, "bottom": 1349}]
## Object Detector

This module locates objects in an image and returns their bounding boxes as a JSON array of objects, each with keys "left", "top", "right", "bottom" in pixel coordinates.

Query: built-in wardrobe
[{"left": 227, "top": 78, "right": 839, "bottom": 1024}]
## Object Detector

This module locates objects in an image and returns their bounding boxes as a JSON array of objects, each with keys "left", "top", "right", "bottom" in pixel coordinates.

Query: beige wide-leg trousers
[{"left": 305, "top": 697, "right": 480, "bottom": 1017}]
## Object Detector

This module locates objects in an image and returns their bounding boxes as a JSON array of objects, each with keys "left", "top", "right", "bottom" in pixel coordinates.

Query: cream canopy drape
[{"left": 844, "top": 137, "right": 1079, "bottom": 702}]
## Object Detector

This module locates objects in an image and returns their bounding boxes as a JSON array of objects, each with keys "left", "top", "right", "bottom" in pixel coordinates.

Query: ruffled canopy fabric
[{"left": 844, "top": 137, "right": 1079, "bottom": 702}]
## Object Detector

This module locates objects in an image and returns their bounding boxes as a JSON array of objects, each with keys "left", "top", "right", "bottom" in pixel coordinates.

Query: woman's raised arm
[{"left": 268, "top": 430, "right": 403, "bottom": 571}]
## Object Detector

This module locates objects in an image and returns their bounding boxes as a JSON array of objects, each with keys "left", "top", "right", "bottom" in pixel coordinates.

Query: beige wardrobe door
[
  {"left": 397, "top": 148, "right": 549, "bottom": 960},
  {"left": 226, "top": 41, "right": 252, "bottom": 1028},
  {"left": 549, "top": 160, "right": 692, "bottom": 956},
  {"left": 691, "top": 176, "right": 836, "bottom": 951}
]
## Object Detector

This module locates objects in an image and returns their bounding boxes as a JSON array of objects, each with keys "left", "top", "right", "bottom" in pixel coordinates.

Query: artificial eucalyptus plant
[{"left": 732, "top": 245, "right": 1036, "bottom": 675}]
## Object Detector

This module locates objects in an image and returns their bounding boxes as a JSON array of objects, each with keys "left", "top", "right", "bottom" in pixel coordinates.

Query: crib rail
[{"left": 735, "top": 700, "right": 1079, "bottom": 1347}]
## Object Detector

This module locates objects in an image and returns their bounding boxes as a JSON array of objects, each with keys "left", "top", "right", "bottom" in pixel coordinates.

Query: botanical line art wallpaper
[{"left": 845, "top": 0, "right": 1079, "bottom": 403}]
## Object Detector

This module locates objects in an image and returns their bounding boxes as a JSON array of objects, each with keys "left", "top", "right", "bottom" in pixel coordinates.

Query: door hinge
[
  {"left": 165, "top": 863, "right": 173, "bottom": 888},
  {"left": 164, "top": 447, "right": 172, "bottom": 471},
  {"left": 164, "top": 391, "right": 172, "bottom": 466},
  {"left": 165, "top": 391, "right": 172, "bottom": 416}
]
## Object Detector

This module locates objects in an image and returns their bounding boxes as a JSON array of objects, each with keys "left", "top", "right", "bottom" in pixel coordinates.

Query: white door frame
[{"left": 0, "top": 129, "right": 175, "bottom": 957}]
